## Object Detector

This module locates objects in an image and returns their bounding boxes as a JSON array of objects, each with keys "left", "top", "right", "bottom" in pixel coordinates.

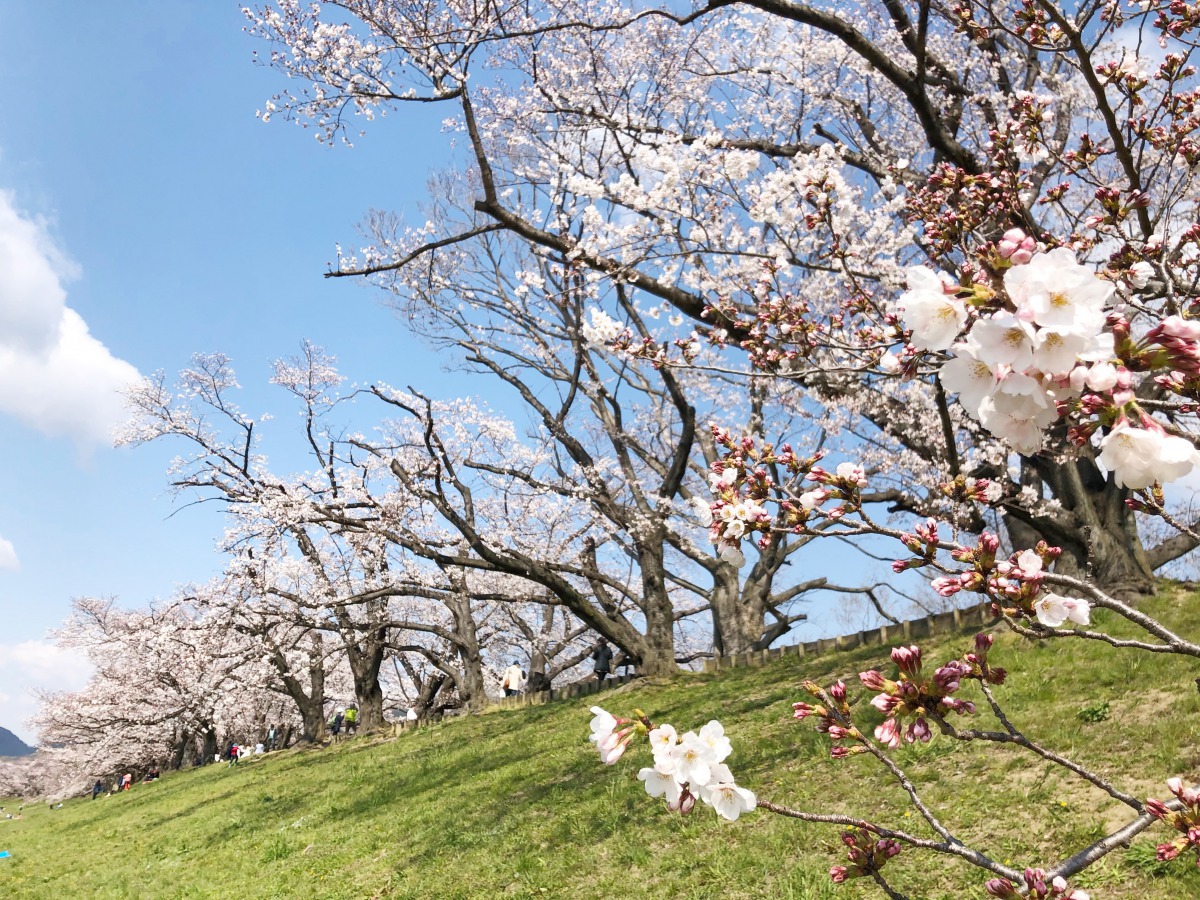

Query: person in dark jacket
[
  {"left": 91, "top": 780, "right": 104, "bottom": 799},
  {"left": 592, "top": 640, "right": 613, "bottom": 683}
]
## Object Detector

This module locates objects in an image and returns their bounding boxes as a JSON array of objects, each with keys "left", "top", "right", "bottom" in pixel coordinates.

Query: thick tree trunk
[
  {"left": 708, "top": 564, "right": 769, "bottom": 657},
  {"left": 636, "top": 542, "right": 678, "bottom": 676},
  {"left": 171, "top": 729, "right": 190, "bottom": 771},
  {"left": 1012, "top": 457, "right": 1154, "bottom": 597},
  {"left": 447, "top": 592, "right": 488, "bottom": 710},
  {"left": 347, "top": 627, "right": 387, "bottom": 732},
  {"left": 527, "top": 641, "right": 551, "bottom": 693},
  {"left": 300, "top": 647, "right": 328, "bottom": 743},
  {"left": 279, "top": 633, "right": 327, "bottom": 743},
  {"left": 201, "top": 728, "right": 218, "bottom": 765}
]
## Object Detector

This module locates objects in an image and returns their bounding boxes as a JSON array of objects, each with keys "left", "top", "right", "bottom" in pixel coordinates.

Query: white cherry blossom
[
  {"left": 1034, "top": 593, "right": 1091, "bottom": 628},
  {"left": 968, "top": 312, "right": 1037, "bottom": 371},
  {"left": 897, "top": 266, "right": 967, "bottom": 351},
  {"left": 1004, "top": 248, "right": 1112, "bottom": 334},
  {"left": 1098, "top": 422, "right": 1200, "bottom": 489}
]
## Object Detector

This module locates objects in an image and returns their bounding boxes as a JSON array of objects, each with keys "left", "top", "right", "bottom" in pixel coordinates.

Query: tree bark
[
  {"left": 447, "top": 591, "right": 489, "bottom": 710},
  {"left": 708, "top": 564, "right": 765, "bottom": 657},
  {"left": 635, "top": 540, "right": 678, "bottom": 676},
  {"left": 1009, "top": 457, "right": 1154, "bottom": 598},
  {"left": 347, "top": 624, "right": 388, "bottom": 732}
]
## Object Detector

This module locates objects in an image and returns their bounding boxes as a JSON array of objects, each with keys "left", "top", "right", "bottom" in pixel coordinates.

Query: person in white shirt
[{"left": 501, "top": 660, "right": 525, "bottom": 696}]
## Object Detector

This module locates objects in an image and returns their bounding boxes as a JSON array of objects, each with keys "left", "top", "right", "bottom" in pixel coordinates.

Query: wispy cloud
[
  {"left": 0, "top": 189, "right": 140, "bottom": 451},
  {"left": 0, "top": 640, "right": 92, "bottom": 745},
  {"left": 0, "top": 536, "right": 17, "bottom": 571}
]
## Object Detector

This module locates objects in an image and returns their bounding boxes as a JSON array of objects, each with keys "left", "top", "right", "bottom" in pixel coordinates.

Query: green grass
[{"left": 3, "top": 588, "right": 1200, "bottom": 898}]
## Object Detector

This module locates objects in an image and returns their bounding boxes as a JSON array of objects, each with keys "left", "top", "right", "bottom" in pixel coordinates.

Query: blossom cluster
[
  {"left": 898, "top": 238, "right": 1200, "bottom": 488},
  {"left": 914, "top": 531, "right": 1091, "bottom": 631},
  {"left": 699, "top": 426, "right": 828, "bottom": 566},
  {"left": 900, "top": 245, "right": 1116, "bottom": 455},
  {"left": 857, "top": 643, "right": 981, "bottom": 748},
  {"left": 589, "top": 707, "right": 757, "bottom": 822},
  {"left": 1146, "top": 776, "right": 1200, "bottom": 867},
  {"left": 829, "top": 827, "right": 902, "bottom": 884},
  {"left": 792, "top": 679, "right": 867, "bottom": 759},
  {"left": 985, "top": 868, "right": 1090, "bottom": 899}
]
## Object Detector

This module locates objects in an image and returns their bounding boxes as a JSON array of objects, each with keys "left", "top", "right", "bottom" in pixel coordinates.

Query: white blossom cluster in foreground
[{"left": 589, "top": 706, "right": 756, "bottom": 821}]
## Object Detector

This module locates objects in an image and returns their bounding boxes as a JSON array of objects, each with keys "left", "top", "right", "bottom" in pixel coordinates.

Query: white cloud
[
  {"left": 0, "top": 640, "right": 92, "bottom": 746},
  {"left": 0, "top": 536, "right": 17, "bottom": 571},
  {"left": 0, "top": 190, "right": 140, "bottom": 450}
]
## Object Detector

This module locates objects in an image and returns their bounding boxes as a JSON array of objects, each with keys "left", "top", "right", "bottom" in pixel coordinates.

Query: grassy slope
[{"left": 3, "top": 589, "right": 1200, "bottom": 900}]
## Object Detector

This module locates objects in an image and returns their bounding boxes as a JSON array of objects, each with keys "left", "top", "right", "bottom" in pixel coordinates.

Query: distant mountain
[{"left": 0, "top": 726, "right": 34, "bottom": 757}]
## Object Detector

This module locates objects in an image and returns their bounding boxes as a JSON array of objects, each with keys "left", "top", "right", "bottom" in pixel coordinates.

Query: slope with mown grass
[{"left": 2, "top": 589, "right": 1200, "bottom": 899}]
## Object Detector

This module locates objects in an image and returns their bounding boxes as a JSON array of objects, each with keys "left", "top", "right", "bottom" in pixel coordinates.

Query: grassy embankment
[{"left": 2, "top": 588, "right": 1200, "bottom": 899}]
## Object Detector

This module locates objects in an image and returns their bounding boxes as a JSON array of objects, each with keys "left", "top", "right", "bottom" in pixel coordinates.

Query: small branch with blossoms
[{"left": 589, "top": 616, "right": 1200, "bottom": 896}]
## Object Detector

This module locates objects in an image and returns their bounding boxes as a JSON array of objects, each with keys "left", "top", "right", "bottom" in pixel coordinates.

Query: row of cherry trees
[
  {"left": 237, "top": 0, "right": 1200, "bottom": 895},
  {"left": 33, "top": 321, "right": 878, "bottom": 789}
]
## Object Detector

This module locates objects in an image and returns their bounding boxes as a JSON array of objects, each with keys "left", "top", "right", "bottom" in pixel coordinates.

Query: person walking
[
  {"left": 266, "top": 724, "right": 277, "bottom": 751},
  {"left": 344, "top": 705, "right": 358, "bottom": 735},
  {"left": 592, "top": 640, "right": 613, "bottom": 684},
  {"left": 328, "top": 708, "right": 344, "bottom": 738},
  {"left": 501, "top": 660, "right": 525, "bottom": 696},
  {"left": 91, "top": 780, "right": 104, "bottom": 800}
]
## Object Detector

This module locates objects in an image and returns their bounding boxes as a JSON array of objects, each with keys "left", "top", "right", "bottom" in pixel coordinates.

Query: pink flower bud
[
  {"left": 870, "top": 693, "right": 897, "bottom": 715},
  {"left": 932, "top": 576, "right": 961, "bottom": 597},
  {"left": 986, "top": 878, "right": 1018, "bottom": 898},
  {"left": 1144, "top": 798, "right": 1172, "bottom": 820},
  {"left": 906, "top": 717, "right": 932, "bottom": 743},
  {"left": 874, "top": 717, "right": 901, "bottom": 749},
  {"left": 975, "top": 633, "right": 994, "bottom": 653},
  {"left": 1157, "top": 841, "right": 1182, "bottom": 861},
  {"left": 890, "top": 645, "right": 922, "bottom": 677},
  {"left": 1024, "top": 867, "right": 1048, "bottom": 894},
  {"left": 859, "top": 670, "right": 887, "bottom": 690},
  {"left": 1162, "top": 315, "right": 1200, "bottom": 341},
  {"left": 829, "top": 865, "right": 849, "bottom": 884},
  {"left": 830, "top": 680, "right": 847, "bottom": 703}
]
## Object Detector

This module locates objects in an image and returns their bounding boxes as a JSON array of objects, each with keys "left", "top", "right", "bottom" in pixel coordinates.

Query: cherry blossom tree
[
  {"left": 337, "top": 204, "right": 874, "bottom": 657},
  {"left": 120, "top": 347, "right": 608, "bottom": 721},
  {"left": 30, "top": 596, "right": 278, "bottom": 788},
  {"left": 245, "top": 0, "right": 1200, "bottom": 595}
]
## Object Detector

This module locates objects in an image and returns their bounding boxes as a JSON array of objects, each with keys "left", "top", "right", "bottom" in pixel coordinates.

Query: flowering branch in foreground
[
  {"left": 588, "top": 706, "right": 756, "bottom": 821},
  {"left": 1146, "top": 777, "right": 1200, "bottom": 868}
]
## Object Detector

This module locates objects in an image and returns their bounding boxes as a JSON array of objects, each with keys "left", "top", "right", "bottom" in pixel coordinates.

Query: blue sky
[
  {"left": 0, "top": 2, "right": 467, "bottom": 740},
  {"left": 0, "top": 3, "right": 908, "bottom": 743}
]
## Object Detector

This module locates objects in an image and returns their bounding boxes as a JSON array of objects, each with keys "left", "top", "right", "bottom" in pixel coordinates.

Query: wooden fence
[
  {"left": 701, "top": 602, "right": 994, "bottom": 673},
  {"left": 390, "top": 602, "right": 994, "bottom": 735}
]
